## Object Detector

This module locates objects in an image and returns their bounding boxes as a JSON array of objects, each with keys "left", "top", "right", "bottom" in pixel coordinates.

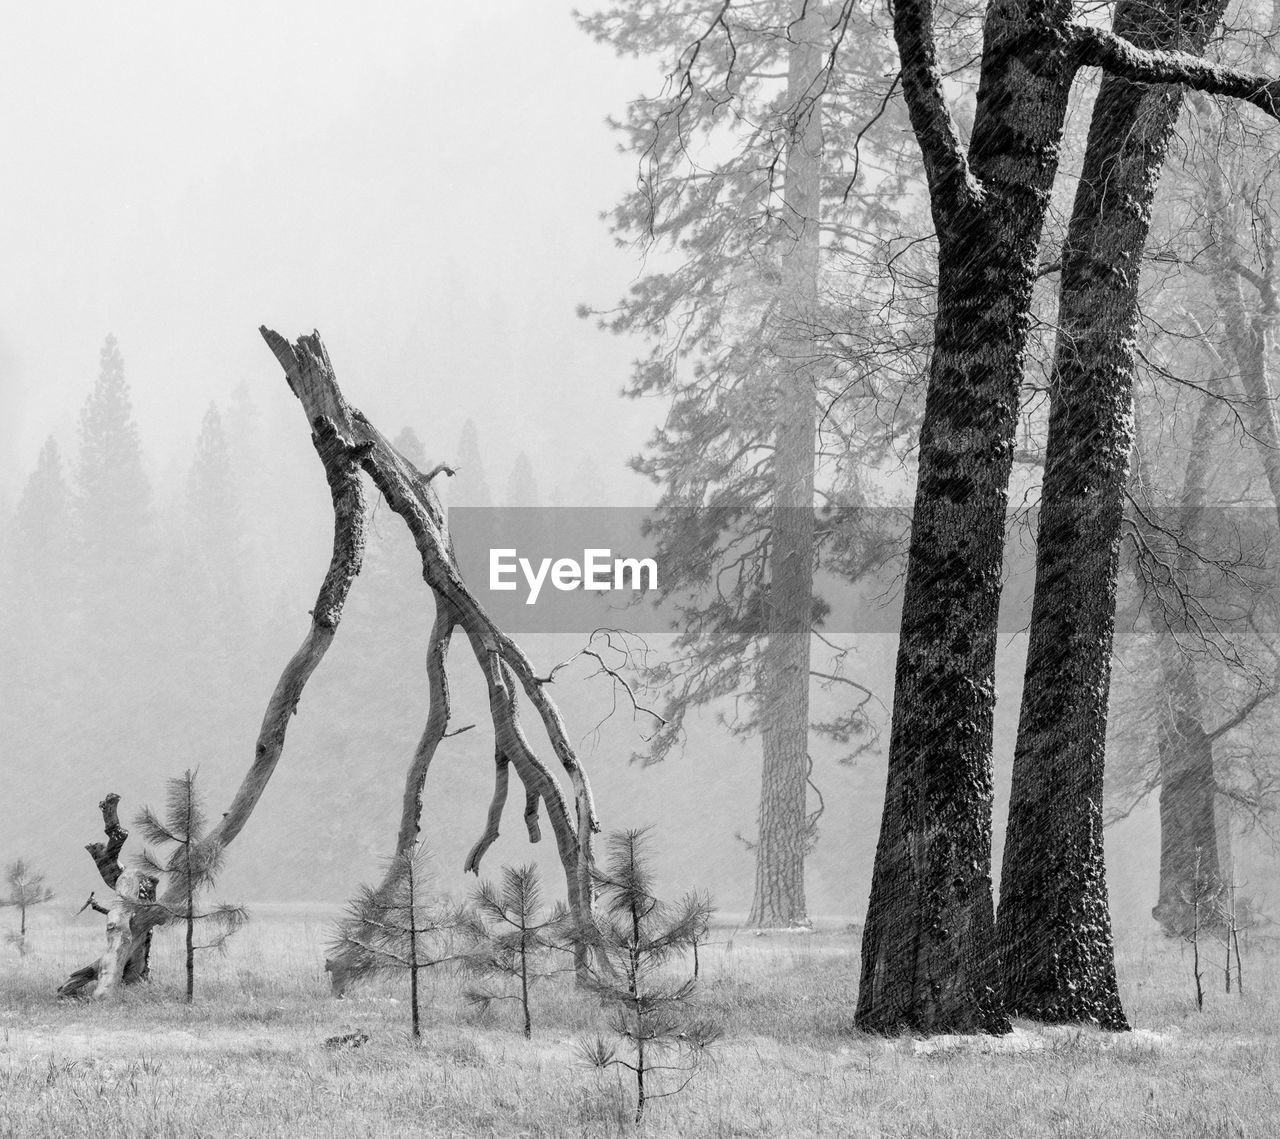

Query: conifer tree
[
  {"left": 136, "top": 770, "right": 248, "bottom": 1002},
  {"left": 578, "top": 829, "right": 720, "bottom": 1125},
  {"left": 330, "top": 845, "right": 466, "bottom": 1039},
  {"left": 505, "top": 452, "right": 541, "bottom": 508},
  {"left": 452, "top": 419, "right": 492, "bottom": 507},
  {"left": 75, "top": 335, "right": 151, "bottom": 573},
  {"left": 463, "top": 863, "right": 574, "bottom": 1038},
  {"left": 2, "top": 859, "right": 55, "bottom": 955},
  {"left": 580, "top": 0, "right": 908, "bottom": 929},
  {"left": 187, "top": 403, "right": 243, "bottom": 615}
]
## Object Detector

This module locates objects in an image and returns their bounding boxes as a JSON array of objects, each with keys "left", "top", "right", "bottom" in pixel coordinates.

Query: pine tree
[
  {"left": 463, "top": 863, "right": 574, "bottom": 1038},
  {"left": 2, "top": 859, "right": 55, "bottom": 955},
  {"left": 452, "top": 419, "right": 492, "bottom": 507},
  {"left": 135, "top": 770, "right": 248, "bottom": 1002},
  {"left": 578, "top": 829, "right": 720, "bottom": 1125},
  {"left": 580, "top": 0, "right": 914, "bottom": 928},
  {"left": 187, "top": 403, "right": 243, "bottom": 615},
  {"left": 329, "top": 845, "right": 466, "bottom": 1039},
  {"left": 505, "top": 452, "right": 541, "bottom": 508},
  {"left": 14, "top": 437, "right": 73, "bottom": 589},
  {"left": 75, "top": 334, "right": 151, "bottom": 574}
]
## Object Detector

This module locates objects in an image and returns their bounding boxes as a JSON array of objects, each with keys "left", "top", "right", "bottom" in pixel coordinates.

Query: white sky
[{"left": 1, "top": 2, "right": 662, "bottom": 501}]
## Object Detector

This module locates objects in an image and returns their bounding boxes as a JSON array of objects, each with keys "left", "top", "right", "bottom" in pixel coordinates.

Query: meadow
[{"left": 1, "top": 904, "right": 1277, "bottom": 1137}]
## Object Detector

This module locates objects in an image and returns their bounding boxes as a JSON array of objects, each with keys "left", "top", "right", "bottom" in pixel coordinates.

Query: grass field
[{"left": 2, "top": 905, "right": 1278, "bottom": 1137}]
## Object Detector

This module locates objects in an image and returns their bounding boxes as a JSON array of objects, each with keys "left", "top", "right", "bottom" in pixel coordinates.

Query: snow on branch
[{"left": 1069, "top": 25, "right": 1280, "bottom": 121}]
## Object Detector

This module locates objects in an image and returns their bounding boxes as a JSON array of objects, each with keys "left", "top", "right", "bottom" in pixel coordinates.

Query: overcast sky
[{"left": 1, "top": 2, "right": 662, "bottom": 501}]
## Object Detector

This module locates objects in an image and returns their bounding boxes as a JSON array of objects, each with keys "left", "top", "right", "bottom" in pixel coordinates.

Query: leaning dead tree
[{"left": 60, "top": 328, "right": 600, "bottom": 998}]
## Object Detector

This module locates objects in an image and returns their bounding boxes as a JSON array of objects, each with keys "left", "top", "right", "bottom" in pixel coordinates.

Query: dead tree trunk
[
  {"left": 61, "top": 329, "right": 600, "bottom": 998},
  {"left": 258, "top": 330, "right": 600, "bottom": 990},
  {"left": 57, "top": 795, "right": 157, "bottom": 998}
]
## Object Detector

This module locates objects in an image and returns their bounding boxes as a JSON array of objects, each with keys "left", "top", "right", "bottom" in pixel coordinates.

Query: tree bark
[
  {"left": 58, "top": 796, "right": 156, "bottom": 998},
  {"left": 996, "top": 0, "right": 1230, "bottom": 1028},
  {"left": 749, "top": 0, "right": 821, "bottom": 931},
  {"left": 857, "top": 0, "right": 1081, "bottom": 1035}
]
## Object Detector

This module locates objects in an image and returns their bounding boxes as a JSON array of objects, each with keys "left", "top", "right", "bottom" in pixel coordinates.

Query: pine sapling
[
  {"left": 330, "top": 844, "right": 466, "bottom": 1039},
  {"left": 463, "top": 862, "right": 575, "bottom": 1038},
  {"left": 577, "top": 828, "right": 721, "bottom": 1125},
  {"left": 2, "top": 859, "right": 55, "bottom": 956},
  {"left": 136, "top": 770, "right": 248, "bottom": 1001}
]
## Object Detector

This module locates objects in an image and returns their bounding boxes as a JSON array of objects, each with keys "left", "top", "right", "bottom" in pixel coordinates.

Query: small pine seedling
[
  {"left": 2, "top": 859, "right": 55, "bottom": 956},
  {"left": 330, "top": 844, "right": 466, "bottom": 1039},
  {"left": 463, "top": 862, "right": 575, "bottom": 1038},
  {"left": 135, "top": 770, "right": 248, "bottom": 1002},
  {"left": 577, "top": 828, "right": 721, "bottom": 1124}
]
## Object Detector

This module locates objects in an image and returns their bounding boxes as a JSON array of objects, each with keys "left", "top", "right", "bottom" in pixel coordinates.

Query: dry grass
[{"left": 2, "top": 906, "right": 1278, "bottom": 1137}]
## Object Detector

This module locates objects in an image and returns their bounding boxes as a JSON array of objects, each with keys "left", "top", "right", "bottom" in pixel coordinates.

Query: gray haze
[
  {"left": 0, "top": 3, "right": 1173, "bottom": 930},
  {"left": 1, "top": 2, "right": 656, "bottom": 499}
]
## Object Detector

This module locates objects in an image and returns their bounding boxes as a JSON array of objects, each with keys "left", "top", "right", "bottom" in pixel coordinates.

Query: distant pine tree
[
  {"left": 75, "top": 335, "right": 151, "bottom": 571},
  {"left": 14, "top": 437, "right": 72, "bottom": 594},
  {"left": 188, "top": 403, "right": 243, "bottom": 613},
  {"left": 393, "top": 426, "right": 427, "bottom": 468},
  {"left": 453, "top": 419, "right": 492, "bottom": 507},
  {"left": 505, "top": 452, "right": 540, "bottom": 508}
]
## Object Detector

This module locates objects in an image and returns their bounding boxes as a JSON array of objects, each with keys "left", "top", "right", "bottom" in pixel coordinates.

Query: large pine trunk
[
  {"left": 856, "top": 1, "right": 1080, "bottom": 1034},
  {"left": 1151, "top": 636, "right": 1222, "bottom": 933},
  {"left": 749, "top": 1, "right": 821, "bottom": 930},
  {"left": 995, "top": 0, "right": 1227, "bottom": 1028},
  {"left": 1144, "top": 387, "right": 1227, "bottom": 933}
]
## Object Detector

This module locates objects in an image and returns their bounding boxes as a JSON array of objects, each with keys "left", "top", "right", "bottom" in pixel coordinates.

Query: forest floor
[{"left": 1, "top": 904, "right": 1277, "bottom": 1137}]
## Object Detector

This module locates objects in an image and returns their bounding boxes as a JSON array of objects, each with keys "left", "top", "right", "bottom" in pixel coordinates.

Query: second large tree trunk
[
  {"left": 856, "top": 0, "right": 1084, "bottom": 1033},
  {"left": 995, "top": 0, "right": 1228, "bottom": 1028}
]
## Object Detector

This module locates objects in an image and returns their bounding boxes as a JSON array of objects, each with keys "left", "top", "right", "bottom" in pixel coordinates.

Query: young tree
[
  {"left": 463, "top": 862, "right": 573, "bottom": 1039},
  {"left": 2, "top": 859, "right": 55, "bottom": 954},
  {"left": 136, "top": 771, "right": 248, "bottom": 1002},
  {"left": 578, "top": 829, "right": 720, "bottom": 1125},
  {"left": 330, "top": 845, "right": 465, "bottom": 1039}
]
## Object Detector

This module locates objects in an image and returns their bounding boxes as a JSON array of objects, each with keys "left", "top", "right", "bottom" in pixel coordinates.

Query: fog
[{"left": 1, "top": 2, "right": 1179, "bottom": 939}]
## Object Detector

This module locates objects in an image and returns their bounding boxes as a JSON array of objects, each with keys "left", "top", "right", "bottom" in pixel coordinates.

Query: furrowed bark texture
[
  {"left": 997, "top": 0, "right": 1229, "bottom": 1028},
  {"left": 256, "top": 330, "right": 600, "bottom": 990},
  {"left": 857, "top": 0, "right": 1080, "bottom": 1035},
  {"left": 749, "top": 0, "right": 821, "bottom": 930}
]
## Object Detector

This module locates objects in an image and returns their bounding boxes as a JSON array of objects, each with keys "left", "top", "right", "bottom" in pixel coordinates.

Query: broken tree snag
[
  {"left": 85, "top": 793, "right": 128, "bottom": 888},
  {"left": 59, "top": 796, "right": 160, "bottom": 998},
  {"left": 259, "top": 327, "right": 601, "bottom": 978}
]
